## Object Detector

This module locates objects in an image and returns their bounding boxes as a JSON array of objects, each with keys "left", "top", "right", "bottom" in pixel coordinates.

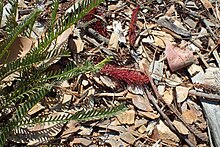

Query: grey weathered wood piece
[{"left": 200, "top": 99, "right": 220, "bottom": 147}]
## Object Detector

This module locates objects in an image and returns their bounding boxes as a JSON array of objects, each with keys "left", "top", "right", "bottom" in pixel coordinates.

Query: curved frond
[
  {"left": 18, "top": 104, "right": 127, "bottom": 127},
  {"left": 48, "top": 57, "right": 112, "bottom": 82},
  {"left": 0, "top": 9, "right": 41, "bottom": 60},
  {"left": 49, "top": 0, "right": 59, "bottom": 31},
  {"left": 30, "top": 0, "right": 105, "bottom": 55},
  {"left": 0, "top": 85, "right": 51, "bottom": 146},
  {"left": 71, "top": 104, "right": 127, "bottom": 121},
  {"left": 1, "top": 86, "right": 49, "bottom": 109},
  {"left": 0, "top": 0, "right": 105, "bottom": 80},
  {"left": 0, "top": 45, "right": 69, "bottom": 81},
  {"left": 5, "top": 0, "right": 18, "bottom": 33},
  {"left": 0, "top": 0, "right": 3, "bottom": 25}
]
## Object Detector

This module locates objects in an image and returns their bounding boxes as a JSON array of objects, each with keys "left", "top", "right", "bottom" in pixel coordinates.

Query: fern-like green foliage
[
  {"left": 0, "top": 9, "right": 41, "bottom": 60},
  {"left": 0, "top": 0, "right": 3, "bottom": 26},
  {"left": 0, "top": 86, "right": 50, "bottom": 145},
  {"left": 0, "top": 0, "right": 126, "bottom": 146},
  {"left": 18, "top": 104, "right": 127, "bottom": 127},
  {"left": 5, "top": 0, "right": 18, "bottom": 33},
  {"left": 49, "top": 0, "right": 59, "bottom": 31}
]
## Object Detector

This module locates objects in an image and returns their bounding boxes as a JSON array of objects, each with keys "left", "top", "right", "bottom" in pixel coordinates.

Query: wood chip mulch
[{"left": 6, "top": 0, "right": 220, "bottom": 146}]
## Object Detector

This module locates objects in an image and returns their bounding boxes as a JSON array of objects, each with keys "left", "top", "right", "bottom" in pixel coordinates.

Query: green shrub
[{"left": 0, "top": 0, "right": 126, "bottom": 146}]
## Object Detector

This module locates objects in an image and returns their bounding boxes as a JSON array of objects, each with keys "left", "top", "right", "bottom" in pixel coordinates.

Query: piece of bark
[
  {"left": 157, "top": 17, "right": 191, "bottom": 38},
  {"left": 200, "top": 99, "right": 220, "bottom": 147},
  {"left": 165, "top": 40, "right": 195, "bottom": 72}
]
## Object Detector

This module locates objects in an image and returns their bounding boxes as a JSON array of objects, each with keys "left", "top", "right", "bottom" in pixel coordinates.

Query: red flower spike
[
  {"left": 128, "top": 6, "right": 140, "bottom": 47},
  {"left": 82, "top": 8, "right": 108, "bottom": 37},
  {"left": 100, "top": 64, "right": 149, "bottom": 86}
]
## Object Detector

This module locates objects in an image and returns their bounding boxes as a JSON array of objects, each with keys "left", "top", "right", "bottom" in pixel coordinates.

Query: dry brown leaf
[
  {"left": 152, "top": 31, "right": 174, "bottom": 48},
  {"left": 176, "top": 86, "right": 190, "bottom": 103},
  {"left": 106, "top": 136, "right": 125, "bottom": 147},
  {"left": 119, "top": 132, "right": 136, "bottom": 144},
  {"left": 157, "top": 120, "right": 180, "bottom": 142},
  {"left": 108, "top": 32, "right": 119, "bottom": 49},
  {"left": 187, "top": 64, "right": 203, "bottom": 76},
  {"left": 0, "top": 36, "right": 33, "bottom": 64},
  {"left": 141, "top": 30, "right": 174, "bottom": 48},
  {"left": 149, "top": 60, "right": 164, "bottom": 81},
  {"left": 126, "top": 92, "right": 153, "bottom": 111},
  {"left": 71, "top": 138, "right": 92, "bottom": 146},
  {"left": 60, "top": 80, "right": 70, "bottom": 87},
  {"left": 78, "top": 126, "right": 93, "bottom": 135},
  {"left": 187, "top": 102, "right": 203, "bottom": 118},
  {"left": 57, "top": 26, "right": 74, "bottom": 46},
  {"left": 182, "top": 109, "right": 198, "bottom": 124},
  {"left": 74, "top": 38, "right": 84, "bottom": 53},
  {"left": 165, "top": 40, "right": 195, "bottom": 72},
  {"left": 108, "top": 5, "right": 117, "bottom": 11},
  {"left": 100, "top": 75, "right": 117, "bottom": 89},
  {"left": 62, "top": 94, "right": 72, "bottom": 104},
  {"left": 138, "top": 125, "right": 147, "bottom": 134},
  {"left": 165, "top": 5, "right": 177, "bottom": 17},
  {"left": 133, "top": 118, "right": 148, "bottom": 130},
  {"left": 28, "top": 103, "right": 45, "bottom": 115},
  {"left": 199, "top": 0, "right": 215, "bottom": 15},
  {"left": 162, "top": 88, "right": 173, "bottom": 105},
  {"left": 158, "top": 85, "right": 165, "bottom": 95},
  {"left": 138, "top": 110, "right": 160, "bottom": 119},
  {"left": 173, "top": 120, "right": 189, "bottom": 135},
  {"left": 127, "top": 85, "right": 144, "bottom": 95},
  {"left": 165, "top": 74, "right": 182, "bottom": 86},
  {"left": 61, "top": 120, "right": 79, "bottom": 138},
  {"left": 18, "top": 0, "right": 28, "bottom": 8},
  {"left": 116, "top": 109, "right": 135, "bottom": 125},
  {"left": 184, "top": 18, "right": 198, "bottom": 29},
  {"left": 139, "top": 58, "right": 150, "bottom": 74},
  {"left": 154, "top": 36, "right": 167, "bottom": 48}
]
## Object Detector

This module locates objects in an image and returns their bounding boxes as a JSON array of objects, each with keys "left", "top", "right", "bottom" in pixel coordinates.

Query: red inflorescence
[
  {"left": 128, "top": 6, "right": 140, "bottom": 47},
  {"left": 82, "top": 8, "right": 108, "bottom": 37},
  {"left": 100, "top": 64, "right": 149, "bottom": 86}
]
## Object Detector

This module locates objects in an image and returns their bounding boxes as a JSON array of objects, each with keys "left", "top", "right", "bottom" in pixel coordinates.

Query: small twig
[
  {"left": 87, "top": 28, "right": 109, "bottom": 44},
  {"left": 94, "top": 90, "right": 128, "bottom": 97},
  {"left": 78, "top": 18, "right": 98, "bottom": 28},
  {"left": 78, "top": 19, "right": 109, "bottom": 44},
  {"left": 144, "top": 68, "right": 206, "bottom": 142},
  {"left": 184, "top": 10, "right": 218, "bottom": 42},
  {"left": 142, "top": 65, "right": 194, "bottom": 147},
  {"left": 189, "top": 90, "right": 220, "bottom": 101},
  {"left": 196, "top": 51, "right": 210, "bottom": 68},
  {"left": 144, "top": 90, "right": 194, "bottom": 147}
]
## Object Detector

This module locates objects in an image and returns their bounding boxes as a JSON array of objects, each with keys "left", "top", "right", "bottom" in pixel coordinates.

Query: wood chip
[
  {"left": 176, "top": 86, "right": 190, "bottom": 103},
  {"left": 116, "top": 109, "right": 136, "bottom": 125},
  {"left": 173, "top": 120, "right": 189, "bottom": 135}
]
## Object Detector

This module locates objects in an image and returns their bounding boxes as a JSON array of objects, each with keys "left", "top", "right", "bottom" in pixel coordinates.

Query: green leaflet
[
  {"left": 0, "top": 85, "right": 50, "bottom": 146},
  {"left": 18, "top": 104, "right": 127, "bottom": 127},
  {"left": 0, "top": 9, "right": 41, "bottom": 60}
]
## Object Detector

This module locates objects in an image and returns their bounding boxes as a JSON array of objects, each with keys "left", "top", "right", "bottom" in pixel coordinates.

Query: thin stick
[
  {"left": 142, "top": 64, "right": 194, "bottom": 147},
  {"left": 189, "top": 90, "right": 220, "bottom": 101},
  {"left": 145, "top": 90, "right": 194, "bottom": 147}
]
